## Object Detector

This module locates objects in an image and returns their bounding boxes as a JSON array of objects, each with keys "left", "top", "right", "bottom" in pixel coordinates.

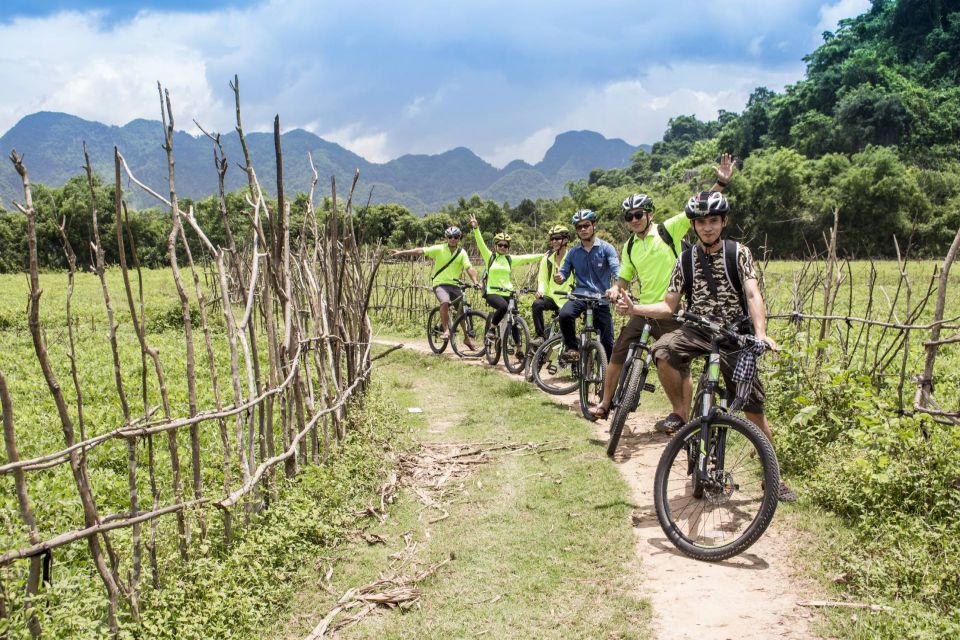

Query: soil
[{"left": 374, "top": 338, "right": 824, "bottom": 639}]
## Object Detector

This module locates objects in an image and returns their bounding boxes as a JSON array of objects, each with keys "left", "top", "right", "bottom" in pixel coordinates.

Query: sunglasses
[
  {"left": 549, "top": 235, "right": 566, "bottom": 241},
  {"left": 496, "top": 243, "right": 510, "bottom": 249},
  {"left": 623, "top": 211, "right": 649, "bottom": 221},
  {"left": 575, "top": 223, "right": 592, "bottom": 231}
]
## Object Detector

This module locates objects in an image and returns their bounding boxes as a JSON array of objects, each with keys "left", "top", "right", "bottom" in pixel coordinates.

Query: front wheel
[
  {"left": 502, "top": 317, "right": 530, "bottom": 374},
  {"left": 426, "top": 306, "right": 448, "bottom": 354},
  {"left": 483, "top": 315, "right": 502, "bottom": 365},
  {"left": 607, "top": 359, "right": 646, "bottom": 457},
  {"left": 530, "top": 335, "right": 578, "bottom": 395},
  {"left": 579, "top": 339, "right": 607, "bottom": 421},
  {"left": 654, "top": 415, "right": 780, "bottom": 561},
  {"left": 450, "top": 311, "right": 487, "bottom": 359}
]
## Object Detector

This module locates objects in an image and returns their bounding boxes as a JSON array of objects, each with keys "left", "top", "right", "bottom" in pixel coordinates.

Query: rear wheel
[
  {"left": 531, "top": 335, "right": 578, "bottom": 395},
  {"left": 426, "top": 306, "right": 448, "bottom": 354},
  {"left": 654, "top": 415, "right": 780, "bottom": 561},
  {"left": 502, "top": 317, "right": 530, "bottom": 374},
  {"left": 607, "top": 359, "right": 646, "bottom": 457},
  {"left": 579, "top": 339, "right": 607, "bottom": 421},
  {"left": 450, "top": 311, "right": 487, "bottom": 359}
]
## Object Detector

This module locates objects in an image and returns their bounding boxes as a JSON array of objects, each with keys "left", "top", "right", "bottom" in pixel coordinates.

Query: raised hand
[
  {"left": 388, "top": 249, "right": 401, "bottom": 257},
  {"left": 714, "top": 153, "right": 736, "bottom": 185},
  {"left": 469, "top": 212, "right": 478, "bottom": 229}
]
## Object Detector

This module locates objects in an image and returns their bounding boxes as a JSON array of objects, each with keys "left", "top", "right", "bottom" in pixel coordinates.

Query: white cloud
[
  {"left": 815, "top": 0, "right": 871, "bottom": 38},
  {"left": 486, "top": 127, "right": 557, "bottom": 168},
  {"left": 321, "top": 124, "right": 391, "bottom": 163},
  {"left": 749, "top": 35, "right": 766, "bottom": 57},
  {"left": 545, "top": 62, "right": 803, "bottom": 150}
]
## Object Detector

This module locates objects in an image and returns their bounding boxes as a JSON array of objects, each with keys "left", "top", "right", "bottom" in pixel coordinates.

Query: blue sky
[{"left": 0, "top": 0, "right": 871, "bottom": 166}]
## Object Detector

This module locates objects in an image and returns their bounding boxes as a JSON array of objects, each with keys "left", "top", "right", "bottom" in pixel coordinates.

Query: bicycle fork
[{"left": 693, "top": 352, "right": 728, "bottom": 487}]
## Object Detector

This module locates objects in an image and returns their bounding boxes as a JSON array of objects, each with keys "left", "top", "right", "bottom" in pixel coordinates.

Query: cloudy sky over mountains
[{"left": 2, "top": 0, "right": 870, "bottom": 166}]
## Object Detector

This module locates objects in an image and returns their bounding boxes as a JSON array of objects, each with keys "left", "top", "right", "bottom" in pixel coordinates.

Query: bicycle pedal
[{"left": 642, "top": 383, "right": 656, "bottom": 392}]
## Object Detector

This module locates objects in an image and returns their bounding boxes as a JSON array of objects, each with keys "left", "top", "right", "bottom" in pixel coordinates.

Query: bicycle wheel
[
  {"left": 425, "top": 306, "right": 448, "bottom": 354},
  {"left": 530, "top": 335, "right": 578, "bottom": 395},
  {"left": 579, "top": 339, "right": 607, "bottom": 421},
  {"left": 483, "top": 314, "right": 501, "bottom": 365},
  {"left": 450, "top": 311, "right": 487, "bottom": 359},
  {"left": 502, "top": 317, "right": 530, "bottom": 375},
  {"left": 606, "top": 358, "right": 646, "bottom": 457},
  {"left": 654, "top": 415, "right": 780, "bottom": 561}
]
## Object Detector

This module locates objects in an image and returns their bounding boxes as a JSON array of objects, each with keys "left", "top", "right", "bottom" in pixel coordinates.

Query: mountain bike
[
  {"left": 605, "top": 322, "right": 657, "bottom": 457},
  {"left": 530, "top": 292, "right": 608, "bottom": 420},
  {"left": 483, "top": 286, "right": 534, "bottom": 374},
  {"left": 426, "top": 280, "right": 487, "bottom": 358},
  {"left": 653, "top": 311, "right": 779, "bottom": 561},
  {"left": 524, "top": 311, "right": 560, "bottom": 382}
]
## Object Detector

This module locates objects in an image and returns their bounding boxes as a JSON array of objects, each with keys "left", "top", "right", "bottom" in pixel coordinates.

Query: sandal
[{"left": 590, "top": 405, "right": 609, "bottom": 420}]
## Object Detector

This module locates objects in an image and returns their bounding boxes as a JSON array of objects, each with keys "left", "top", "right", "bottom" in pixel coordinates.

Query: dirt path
[{"left": 374, "top": 337, "right": 823, "bottom": 640}]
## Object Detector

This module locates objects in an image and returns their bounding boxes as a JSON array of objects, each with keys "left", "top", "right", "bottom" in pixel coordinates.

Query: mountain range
[{"left": 0, "top": 112, "right": 649, "bottom": 214}]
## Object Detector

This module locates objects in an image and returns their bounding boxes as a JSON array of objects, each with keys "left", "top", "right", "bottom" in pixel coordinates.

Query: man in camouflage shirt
[{"left": 615, "top": 190, "right": 796, "bottom": 502}]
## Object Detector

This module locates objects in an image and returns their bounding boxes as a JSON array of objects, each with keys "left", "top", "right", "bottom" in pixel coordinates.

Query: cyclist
[
  {"left": 531, "top": 224, "right": 573, "bottom": 347},
  {"left": 468, "top": 213, "right": 542, "bottom": 343},
  {"left": 388, "top": 226, "right": 480, "bottom": 341},
  {"left": 591, "top": 154, "right": 735, "bottom": 421},
  {"left": 553, "top": 209, "right": 620, "bottom": 360},
  {"left": 615, "top": 190, "right": 797, "bottom": 502}
]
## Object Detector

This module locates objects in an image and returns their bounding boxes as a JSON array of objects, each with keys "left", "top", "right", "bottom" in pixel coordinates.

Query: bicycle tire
[
  {"left": 483, "top": 314, "right": 501, "bottom": 365},
  {"left": 530, "top": 335, "right": 579, "bottom": 395},
  {"left": 654, "top": 414, "right": 780, "bottom": 561},
  {"left": 502, "top": 317, "right": 531, "bottom": 374},
  {"left": 425, "top": 306, "right": 448, "bottom": 354},
  {"left": 606, "top": 359, "right": 645, "bottom": 457},
  {"left": 450, "top": 311, "right": 487, "bottom": 359},
  {"left": 579, "top": 339, "right": 607, "bottom": 421}
]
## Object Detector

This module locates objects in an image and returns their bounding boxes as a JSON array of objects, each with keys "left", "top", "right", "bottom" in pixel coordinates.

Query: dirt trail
[{"left": 374, "top": 338, "right": 823, "bottom": 639}]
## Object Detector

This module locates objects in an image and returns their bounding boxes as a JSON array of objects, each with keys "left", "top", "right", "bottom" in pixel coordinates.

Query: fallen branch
[{"left": 797, "top": 600, "right": 892, "bottom": 612}]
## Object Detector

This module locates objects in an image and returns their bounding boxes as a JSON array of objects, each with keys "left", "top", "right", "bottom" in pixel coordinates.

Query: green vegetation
[{"left": 273, "top": 347, "right": 650, "bottom": 639}]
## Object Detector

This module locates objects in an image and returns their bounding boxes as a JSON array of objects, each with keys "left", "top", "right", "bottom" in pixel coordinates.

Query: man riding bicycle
[
  {"left": 553, "top": 209, "right": 620, "bottom": 361},
  {"left": 531, "top": 224, "right": 573, "bottom": 347},
  {"left": 591, "top": 154, "right": 735, "bottom": 421},
  {"left": 616, "top": 190, "right": 796, "bottom": 502},
  {"left": 468, "top": 213, "right": 542, "bottom": 345},
  {"left": 389, "top": 226, "right": 480, "bottom": 341}
]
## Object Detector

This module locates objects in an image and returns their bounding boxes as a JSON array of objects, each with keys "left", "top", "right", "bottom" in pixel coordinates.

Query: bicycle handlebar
[
  {"left": 563, "top": 291, "right": 606, "bottom": 303},
  {"left": 674, "top": 310, "right": 766, "bottom": 351},
  {"left": 454, "top": 279, "right": 482, "bottom": 290}
]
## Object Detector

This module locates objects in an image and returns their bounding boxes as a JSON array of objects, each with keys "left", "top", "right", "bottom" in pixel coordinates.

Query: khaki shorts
[
  {"left": 651, "top": 324, "right": 766, "bottom": 414},
  {"left": 610, "top": 316, "right": 682, "bottom": 365}
]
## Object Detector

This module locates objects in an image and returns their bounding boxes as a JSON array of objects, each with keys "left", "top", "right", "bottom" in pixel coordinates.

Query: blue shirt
[{"left": 557, "top": 239, "right": 620, "bottom": 295}]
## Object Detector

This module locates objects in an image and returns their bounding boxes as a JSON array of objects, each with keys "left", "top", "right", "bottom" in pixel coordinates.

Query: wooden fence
[{"left": 0, "top": 79, "right": 381, "bottom": 636}]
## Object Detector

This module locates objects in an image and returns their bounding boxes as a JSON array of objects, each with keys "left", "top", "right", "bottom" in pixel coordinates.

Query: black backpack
[
  {"left": 482, "top": 252, "right": 512, "bottom": 294},
  {"left": 680, "top": 239, "right": 751, "bottom": 331},
  {"left": 624, "top": 223, "right": 690, "bottom": 278}
]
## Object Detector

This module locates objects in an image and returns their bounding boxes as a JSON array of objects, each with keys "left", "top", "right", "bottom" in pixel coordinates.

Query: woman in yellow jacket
[{"left": 468, "top": 213, "right": 542, "bottom": 341}]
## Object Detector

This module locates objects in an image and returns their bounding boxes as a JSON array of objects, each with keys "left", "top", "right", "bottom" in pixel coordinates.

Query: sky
[{"left": 0, "top": 0, "right": 871, "bottom": 167}]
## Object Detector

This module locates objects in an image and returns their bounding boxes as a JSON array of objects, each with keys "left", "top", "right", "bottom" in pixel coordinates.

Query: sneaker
[
  {"left": 561, "top": 349, "right": 579, "bottom": 363},
  {"left": 654, "top": 413, "right": 685, "bottom": 434},
  {"left": 530, "top": 336, "right": 544, "bottom": 349},
  {"left": 777, "top": 481, "right": 798, "bottom": 503}
]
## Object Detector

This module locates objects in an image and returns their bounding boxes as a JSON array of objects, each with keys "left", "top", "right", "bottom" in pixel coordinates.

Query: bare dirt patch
[{"left": 374, "top": 337, "right": 827, "bottom": 639}]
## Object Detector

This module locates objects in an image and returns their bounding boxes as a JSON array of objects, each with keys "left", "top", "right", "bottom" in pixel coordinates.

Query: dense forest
[{"left": 1, "top": 0, "right": 958, "bottom": 271}]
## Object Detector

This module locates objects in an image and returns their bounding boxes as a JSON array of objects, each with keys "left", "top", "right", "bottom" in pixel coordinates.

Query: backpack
[
  {"left": 482, "top": 252, "right": 512, "bottom": 294},
  {"left": 624, "top": 223, "right": 690, "bottom": 278},
  {"left": 680, "top": 239, "right": 752, "bottom": 332}
]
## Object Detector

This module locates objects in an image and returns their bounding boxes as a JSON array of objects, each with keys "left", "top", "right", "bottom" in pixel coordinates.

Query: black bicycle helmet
[{"left": 684, "top": 191, "right": 730, "bottom": 219}]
